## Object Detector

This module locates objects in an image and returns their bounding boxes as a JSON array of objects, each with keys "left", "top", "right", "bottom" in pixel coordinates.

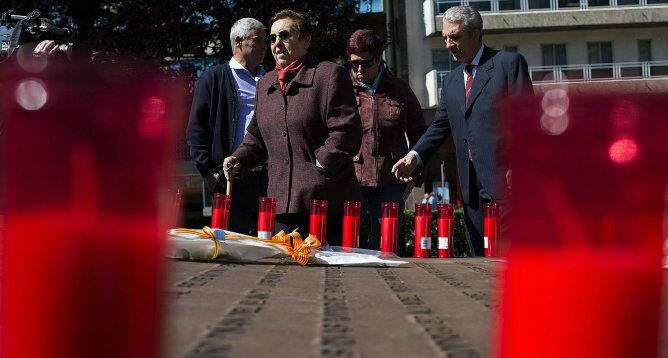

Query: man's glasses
[
  {"left": 269, "top": 30, "right": 292, "bottom": 44},
  {"left": 349, "top": 59, "right": 375, "bottom": 69}
]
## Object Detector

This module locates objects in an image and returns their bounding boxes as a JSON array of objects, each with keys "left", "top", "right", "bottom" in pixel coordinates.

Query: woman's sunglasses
[
  {"left": 349, "top": 59, "right": 375, "bottom": 69},
  {"left": 269, "top": 30, "right": 292, "bottom": 44}
]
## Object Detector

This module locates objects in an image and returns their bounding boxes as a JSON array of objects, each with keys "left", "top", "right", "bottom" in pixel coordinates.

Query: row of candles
[{"left": 210, "top": 193, "right": 501, "bottom": 258}]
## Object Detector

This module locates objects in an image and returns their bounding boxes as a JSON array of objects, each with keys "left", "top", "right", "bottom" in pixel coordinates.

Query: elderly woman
[
  {"left": 223, "top": 9, "right": 362, "bottom": 246},
  {"left": 347, "top": 29, "right": 427, "bottom": 250}
]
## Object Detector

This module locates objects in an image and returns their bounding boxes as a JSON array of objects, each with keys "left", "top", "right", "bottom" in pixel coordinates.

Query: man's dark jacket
[
  {"left": 412, "top": 46, "right": 533, "bottom": 203},
  {"left": 187, "top": 63, "right": 240, "bottom": 178}
]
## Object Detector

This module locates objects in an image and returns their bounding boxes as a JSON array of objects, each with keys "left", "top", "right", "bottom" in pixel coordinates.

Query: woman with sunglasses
[
  {"left": 223, "top": 9, "right": 362, "bottom": 246},
  {"left": 347, "top": 29, "right": 427, "bottom": 250}
]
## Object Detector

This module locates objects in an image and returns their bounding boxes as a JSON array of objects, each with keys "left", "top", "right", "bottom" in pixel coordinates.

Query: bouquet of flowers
[{"left": 167, "top": 227, "right": 407, "bottom": 267}]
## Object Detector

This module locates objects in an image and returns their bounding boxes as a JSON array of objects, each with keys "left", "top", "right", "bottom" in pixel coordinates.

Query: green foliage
[
  {"left": 360, "top": 208, "right": 471, "bottom": 258},
  {"left": 3, "top": 0, "right": 367, "bottom": 65}
]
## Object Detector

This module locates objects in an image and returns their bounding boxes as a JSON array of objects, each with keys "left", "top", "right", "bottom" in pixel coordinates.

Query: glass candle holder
[
  {"left": 1, "top": 61, "right": 182, "bottom": 358},
  {"left": 414, "top": 203, "right": 432, "bottom": 258},
  {"left": 437, "top": 203, "right": 454, "bottom": 258},
  {"left": 380, "top": 202, "right": 400, "bottom": 254},
  {"left": 342, "top": 201, "right": 361, "bottom": 248},
  {"left": 309, "top": 199, "right": 328, "bottom": 244},
  {"left": 257, "top": 197, "right": 277, "bottom": 239},
  {"left": 211, "top": 193, "right": 231, "bottom": 230},
  {"left": 497, "top": 93, "right": 668, "bottom": 358},
  {"left": 483, "top": 202, "right": 499, "bottom": 258}
]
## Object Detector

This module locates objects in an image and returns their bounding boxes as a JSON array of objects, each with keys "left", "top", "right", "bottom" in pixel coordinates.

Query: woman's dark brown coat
[{"left": 233, "top": 54, "right": 362, "bottom": 214}]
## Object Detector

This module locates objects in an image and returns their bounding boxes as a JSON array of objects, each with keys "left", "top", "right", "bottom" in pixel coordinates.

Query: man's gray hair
[
  {"left": 443, "top": 6, "right": 483, "bottom": 33},
  {"left": 229, "top": 18, "right": 266, "bottom": 52}
]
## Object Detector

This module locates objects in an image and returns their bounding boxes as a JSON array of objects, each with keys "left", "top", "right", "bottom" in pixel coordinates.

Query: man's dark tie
[
  {"left": 465, "top": 64, "right": 475, "bottom": 161},
  {"left": 465, "top": 64, "right": 475, "bottom": 105}
]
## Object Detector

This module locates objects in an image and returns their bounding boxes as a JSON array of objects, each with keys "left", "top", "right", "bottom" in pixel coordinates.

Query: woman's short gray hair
[
  {"left": 229, "top": 18, "right": 266, "bottom": 52},
  {"left": 443, "top": 6, "right": 483, "bottom": 34}
]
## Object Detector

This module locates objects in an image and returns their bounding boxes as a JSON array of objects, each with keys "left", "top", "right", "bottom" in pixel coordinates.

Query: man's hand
[
  {"left": 222, "top": 156, "right": 240, "bottom": 180},
  {"left": 392, "top": 152, "right": 419, "bottom": 182},
  {"left": 33, "top": 40, "right": 60, "bottom": 57}
]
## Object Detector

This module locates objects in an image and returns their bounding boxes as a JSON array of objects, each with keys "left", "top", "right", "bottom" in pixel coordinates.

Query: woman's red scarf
[{"left": 276, "top": 57, "right": 305, "bottom": 91}]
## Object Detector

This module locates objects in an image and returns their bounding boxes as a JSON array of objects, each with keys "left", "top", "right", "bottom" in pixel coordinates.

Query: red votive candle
[
  {"left": 257, "top": 197, "right": 276, "bottom": 239},
  {"left": 309, "top": 199, "right": 328, "bottom": 244},
  {"left": 483, "top": 202, "right": 499, "bottom": 257},
  {"left": 414, "top": 203, "right": 432, "bottom": 258},
  {"left": 496, "top": 94, "right": 668, "bottom": 358},
  {"left": 437, "top": 203, "right": 454, "bottom": 258},
  {"left": 1, "top": 61, "right": 182, "bottom": 358},
  {"left": 211, "top": 193, "right": 231, "bottom": 230},
  {"left": 342, "top": 201, "right": 361, "bottom": 248},
  {"left": 380, "top": 202, "right": 399, "bottom": 253}
]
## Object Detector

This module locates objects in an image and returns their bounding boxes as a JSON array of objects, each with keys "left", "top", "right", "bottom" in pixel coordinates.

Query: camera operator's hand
[{"left": 33, "top": 40, "right": 60, "bottom": 57}]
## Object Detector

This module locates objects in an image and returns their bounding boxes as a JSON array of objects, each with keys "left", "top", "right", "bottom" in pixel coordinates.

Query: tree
[{"left": 2, "top": 0, "right": 367, "bottom": 66}]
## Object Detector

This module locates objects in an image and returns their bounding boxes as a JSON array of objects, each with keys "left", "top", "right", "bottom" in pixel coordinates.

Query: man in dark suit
[
  {"left": 187, "top": 18, "right": 268, "bottom": 235},
  {"left": 392, "top": 6, "right": 533, "bottom": 256}
]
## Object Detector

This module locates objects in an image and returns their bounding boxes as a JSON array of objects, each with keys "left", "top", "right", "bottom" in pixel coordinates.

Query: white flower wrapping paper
[{"left": 167, "top": 228, "right": 408, "bottom": 267}]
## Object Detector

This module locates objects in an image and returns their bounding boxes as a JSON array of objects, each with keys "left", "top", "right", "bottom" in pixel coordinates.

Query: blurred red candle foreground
[
  {"left": 437, "top": 203, "right": 454, "bottom": 258},
  {"left": 380, "top": 202, "right": 399, "bottom": 254},
  {"left": 342, "top": 201, "right": 361, "bottom": 248},
  {"left": 309, "top": 199, "right": 328, "bottom": 244},
  {"left": 414, "top": 203, "right": 432, "bottom": 258},
  {"left": 497, "top": 93, "right": 668, "bottom": 358},
  {"left": 1, "top": 60, "right": 182, "bottom": 358}
]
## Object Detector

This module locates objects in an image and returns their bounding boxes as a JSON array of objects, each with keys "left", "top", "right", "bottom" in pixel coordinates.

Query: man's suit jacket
[
  {"left": 187, "top": 62, "right": 241, "bottom": 178},
  {"left": 233, "top": 54, "right": 362, "bottom": 214},
  {"left": 412, "top": 46, "right": 533, "bottom": 203}
]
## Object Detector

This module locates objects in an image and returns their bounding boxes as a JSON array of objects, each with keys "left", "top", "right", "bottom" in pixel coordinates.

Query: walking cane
[{"left": 226, "top": 178, "right": 233, "bottom": 196}]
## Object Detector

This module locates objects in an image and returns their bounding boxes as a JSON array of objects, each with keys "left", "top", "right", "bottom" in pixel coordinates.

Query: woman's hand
[{"left": 222, "top": 156, "right": 240, "bottom": 180}]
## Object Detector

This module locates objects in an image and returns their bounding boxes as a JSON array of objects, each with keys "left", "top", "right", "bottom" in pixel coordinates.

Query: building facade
[
  {"left": 394, "top": 0, "right": 668, "bottom": 200},
  {"left": 403, "top": 0, "right": 668, "bottom": 108}
]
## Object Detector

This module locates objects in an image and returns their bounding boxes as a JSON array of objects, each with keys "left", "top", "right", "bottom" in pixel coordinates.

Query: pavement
[{"left": 164, "top": 258, "right": 668, "bottom": 358}]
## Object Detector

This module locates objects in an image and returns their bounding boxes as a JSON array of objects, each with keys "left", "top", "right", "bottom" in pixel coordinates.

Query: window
[
  {"left": 468, "top": 0, "right": 492, "bottom": 12},
  {"left": 433, "top": 49, "right": 460, "bottom": 72},
  {"left": 434, "top": 0, "right": 463, "bottom": 14},
  {"left": 557, "top": 0, "right": 581, "bottom": 8},
  {"left": 528, "top": 0, "right": 551, "bottom": 10},
  {"left": 498, "top": 0, "right": 522, "bottom": 10},
  {"left": 588, "top": 0, "right": 610, "bottom": 6},
  {"left": 638, "top": 40, "right": 652, "bottom": 62},
  {"left": 504, "top": 45, "right": 518, "bottom": 53},
  {"left": 587, "top": 42, "right": 613, "bottom": 64},
  {"left": 542, "top": 44, "right": 567, "bottom": 66}
]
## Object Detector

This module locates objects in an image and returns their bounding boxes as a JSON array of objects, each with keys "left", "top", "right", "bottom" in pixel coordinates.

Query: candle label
[
  {"left": 258, "top": 231, "right": 272, "bottom": 240},
  {"left": 420, "top": 237, "right": 431, "bottom": 249},
  {"left": 484, "top": 236, "right": 489, "bottom": 248},
  {"left": 438, "top": 237, "right": 449, "bottom": 249}
]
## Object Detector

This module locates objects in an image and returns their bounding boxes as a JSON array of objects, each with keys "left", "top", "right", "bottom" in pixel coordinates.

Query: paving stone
[{"left": 164, "top": 258, "right": 668, "bottom": 358}]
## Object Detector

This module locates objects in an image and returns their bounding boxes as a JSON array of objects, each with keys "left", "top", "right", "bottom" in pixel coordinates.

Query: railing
[
  {"left": 434, "top": 0, "right": 666, "bottom": 13},
  {"left": 529, "top": 61, "right": 668, "bottom": 82},
  {"left": 435, "top": 61, "right": 668, "bottom": 89}
]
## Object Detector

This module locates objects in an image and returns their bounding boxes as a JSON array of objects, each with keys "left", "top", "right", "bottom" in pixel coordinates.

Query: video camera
[{"left": 0, "top": 9, "right": 72, "bottom": 63}]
